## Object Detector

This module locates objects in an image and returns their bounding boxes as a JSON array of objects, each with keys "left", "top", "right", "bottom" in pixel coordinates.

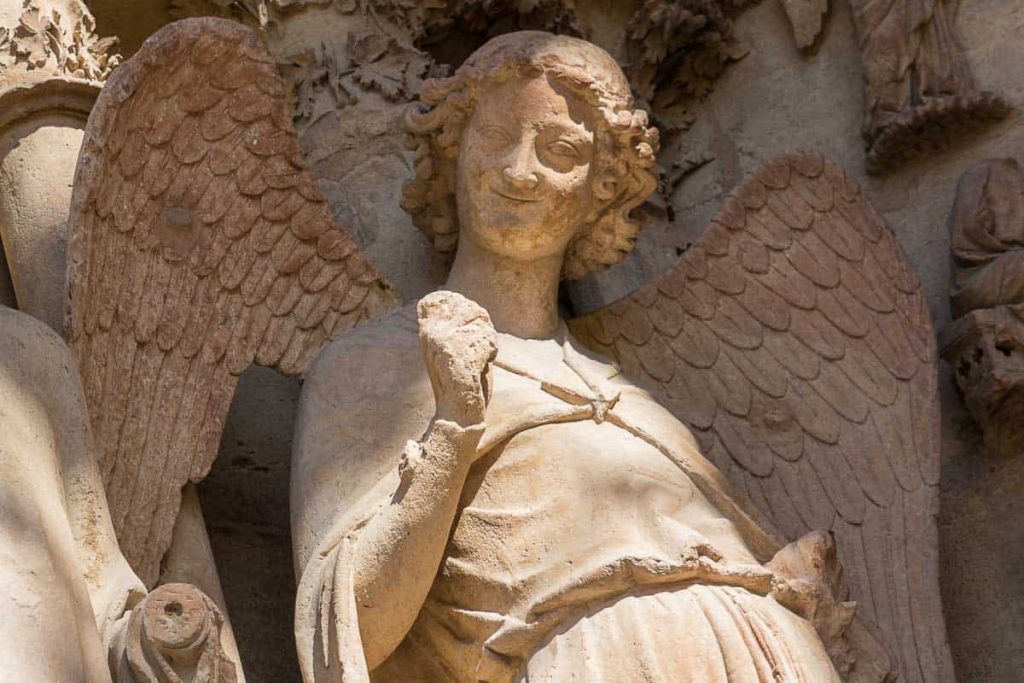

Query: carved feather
[
  {"left": 65, "top": 18, "right": 398, "bottom": 587},
  {"left": 570, "top": 152, "right": 953, "bottom": 682}
]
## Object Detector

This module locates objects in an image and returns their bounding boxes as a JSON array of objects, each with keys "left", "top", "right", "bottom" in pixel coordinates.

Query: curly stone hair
[{"left": 400, "top": 31, "right": 660, "bottom": 280}]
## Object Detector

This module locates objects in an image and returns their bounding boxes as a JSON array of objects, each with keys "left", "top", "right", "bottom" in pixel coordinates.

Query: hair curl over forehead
[{"left": 400, "top": 31, "right": 660, "bottom": 280}]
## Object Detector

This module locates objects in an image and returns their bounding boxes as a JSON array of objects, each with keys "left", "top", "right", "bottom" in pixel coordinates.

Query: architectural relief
[
  {"left": 779, "top": 0, "right": 1010, "bottom": 171},
  {"left": 941, "top": 157, "right": 1024, "bottom": 457},
  {"left": 0, "top": 1, "right": 1020, "bottom": 681},
  {"left": 1, "top": 0, "right": 119, "bottom": 79},
  {"left": 847, "top": 0, "right": 1009, "bottom": 171},
  {"left": 291, "top": 31, "right": 947, "bottom": 682},
  {"left": 0, "top": 305, "right": 235, "bottom": 682}
]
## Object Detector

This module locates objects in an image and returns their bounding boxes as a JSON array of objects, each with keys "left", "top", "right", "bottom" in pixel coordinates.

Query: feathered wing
[
  {"left": 569, "top": 152, "right": 953, "bottom": 683},
  {"left": 65, "top": 17, "right": 398, "bottom": 587}
]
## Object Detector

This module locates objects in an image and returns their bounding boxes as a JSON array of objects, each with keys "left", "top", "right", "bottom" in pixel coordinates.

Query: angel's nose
[{"left": 502, "top": 142, "right": 540, "bottom": 191}]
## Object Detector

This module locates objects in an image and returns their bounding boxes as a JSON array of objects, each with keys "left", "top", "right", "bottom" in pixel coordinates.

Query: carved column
[{"left": 0, "top": 0, "right": 117, "bottom": 331}]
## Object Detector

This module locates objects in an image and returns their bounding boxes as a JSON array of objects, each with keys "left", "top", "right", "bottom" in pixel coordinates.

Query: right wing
[
  {"left": 66, "top": 17, "right": 398, "bottom": 587},
  {"left": 570, "top": 153, "right": 951, "bottom": 682}
]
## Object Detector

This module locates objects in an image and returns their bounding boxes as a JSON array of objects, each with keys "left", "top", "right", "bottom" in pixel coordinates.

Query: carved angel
[
  {"left": 0, "top": 304, "right": 235, "bottom": 683},
  {"left": 62, "top": 17, "right": 953, "bottom": 683},
  {"left": 291, "top": 30, "right": 952, "bottom": 683}
]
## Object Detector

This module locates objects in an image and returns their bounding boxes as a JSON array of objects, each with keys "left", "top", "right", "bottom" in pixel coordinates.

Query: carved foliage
[
  {"left": 0, "top": 0, "right": 119, "bottom": 81},
  {"left": 624, "top": 0, "right": 753, "bottom": 114}
]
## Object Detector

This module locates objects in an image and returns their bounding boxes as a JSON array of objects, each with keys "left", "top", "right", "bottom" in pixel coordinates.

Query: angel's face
[{"left": 456, "top": 73, "right": 597, "bottom": 262}]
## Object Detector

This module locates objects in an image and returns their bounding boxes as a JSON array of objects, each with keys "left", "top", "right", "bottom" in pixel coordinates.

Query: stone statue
[
  {"left": 941, "top": 158, "right": 1024, "bottom": 456},
  {"left": 780, "top": 0, "right": 1009, "bottom": 172},
  {"left": 291, "top": 31, "right": 950, "bottom": 681},
  {"left": 0, "top": 304, "right": 235, "bottom": 682},
  {"left": 50, "top": 16, "right": 954, "bottom": 681},
  {"left": 847, "top": 0, "right": 1009, "bottom": 171}
]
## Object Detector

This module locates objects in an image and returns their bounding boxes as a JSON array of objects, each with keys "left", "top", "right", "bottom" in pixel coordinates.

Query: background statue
[
  {"left": 0, "top": 304, "right": 235, "bottom": 682},
  {"left": 941, "top": 157, "right": 1024, "bottom": 456},
  {"left": 780, "top": 0, "right": 1009, "bottom": 172},
  {"left": 291, "top": 30, "right": 947, "bottom": 681}
]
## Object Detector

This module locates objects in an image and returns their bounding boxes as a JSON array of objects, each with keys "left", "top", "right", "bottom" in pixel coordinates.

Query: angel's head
[{"left": 402, "top": 31, "right": 659, "bottom": 280}]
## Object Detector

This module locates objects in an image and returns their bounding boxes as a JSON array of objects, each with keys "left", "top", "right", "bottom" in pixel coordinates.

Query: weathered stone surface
[
  {"left": 289, "top": 32, "right": 928, "bottom": 682},
  {"left": 1, "top": 1, "right": 1022, "bottom": 681},
  {"left": 0, "top": 305, "right": 234, "bottom": 683}
]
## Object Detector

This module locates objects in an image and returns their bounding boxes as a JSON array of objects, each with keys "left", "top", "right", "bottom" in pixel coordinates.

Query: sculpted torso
[
  {"left": 0, "top": 308, "right": 120, "bottom": 682},
  {"left": 291, "top": 31, "right": 840, "bottom": 683}
]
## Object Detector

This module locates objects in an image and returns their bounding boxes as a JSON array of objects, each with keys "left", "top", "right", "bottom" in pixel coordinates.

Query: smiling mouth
[{"left": 493, "top": 188, "right": 540, "bottom": 203}]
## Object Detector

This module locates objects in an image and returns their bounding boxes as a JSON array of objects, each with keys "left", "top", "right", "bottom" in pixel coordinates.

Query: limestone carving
[
  {"left": 0, "top": 305, "right": 235, "bottom": 683},
  {"left": 63, "top": 17, "right": 398, "bottom": 589},
  {"left": 623, "top": 0, "right": 753, "bottom": 114},
  {"left": 846, "top": 0, "right": 1009, "bottom": 171},
  {"left": 941, "top": 158, "right": 1024, "bottom": 456},
  {"left": 571, "top": 150, "right": 953, "bottom": 682},
  {"left": 290, "top": 31, "right": 951, "bottom": 681}
]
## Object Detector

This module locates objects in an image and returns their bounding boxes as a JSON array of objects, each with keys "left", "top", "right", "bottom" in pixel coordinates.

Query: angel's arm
[
  {"left": 295, "top": 293, "right": 495, "bottom": 669},
  {"left": 352, "top": 418, "right": 481, "bottom": 669}
]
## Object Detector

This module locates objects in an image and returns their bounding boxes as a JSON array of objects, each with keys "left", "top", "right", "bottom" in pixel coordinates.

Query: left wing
[{"left": 65, "top": 17, "right": 398, "bottom": 587}]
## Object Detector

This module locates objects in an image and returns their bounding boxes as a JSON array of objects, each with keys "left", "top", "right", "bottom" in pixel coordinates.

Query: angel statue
[
  {"left": 291, "top": 29, "right": 952, "bottom": 683},
  {"left": 0, "top": 304, "right": 235, "bottom": 682},
  {"left": 60, "top": 16, "right": 951, "bottom": 683}
]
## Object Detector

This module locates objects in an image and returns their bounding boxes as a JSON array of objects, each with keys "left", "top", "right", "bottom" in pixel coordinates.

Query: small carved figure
[
  {"left": 781, "top": 0, "right": 1009, "bottom": 171},
  {"left": 292, "top": 31, "right": 949, "bottom": 682},
  {"left": 941, "top": 158, "right": 1024, "bottom": 456},
  {"left": 0, "top": 305, "right": 234, "bottom": 683},
  {"left": 847, "top": 0, "right": 1009, "bottom": 171}
]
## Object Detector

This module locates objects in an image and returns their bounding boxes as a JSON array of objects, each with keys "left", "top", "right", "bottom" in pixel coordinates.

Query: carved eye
[
  {"left": 547, "top": 140, "right": 579, "bottom": 158},
  {"left": 477, "top": 126, "right": 512, "bottom": 145}
]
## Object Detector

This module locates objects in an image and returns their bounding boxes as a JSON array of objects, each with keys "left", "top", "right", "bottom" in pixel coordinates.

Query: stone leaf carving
[
  {"left": 624, "top": 0, "right": 753, "bottom": 114},
  {"left": 1, "top": 0, "right": 120, "bottom": 80},
  {"left": 64, "top": 17, "right": 398, "bottom": 587},
  {"left": 569, "top": 152, "right": 953, "bottom": 682},
  {"left": 941, "top": 158, "right": 1024, "bottom": 457},
  {"left": 847, "top": 0, "right": 1010, "bottom": 172}
]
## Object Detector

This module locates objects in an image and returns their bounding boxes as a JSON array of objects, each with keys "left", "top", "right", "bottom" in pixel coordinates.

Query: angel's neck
[{"left": 444, "top": 236, "right": 562, "bottom": 339}]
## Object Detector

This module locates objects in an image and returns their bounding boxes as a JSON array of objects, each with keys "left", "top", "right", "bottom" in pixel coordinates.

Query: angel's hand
[
  {"left": 119, "top": 583, "right": 236, "bottom": 683},
  {"left": 417, "top": 291, "right": 498, "bottom": 428}
]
